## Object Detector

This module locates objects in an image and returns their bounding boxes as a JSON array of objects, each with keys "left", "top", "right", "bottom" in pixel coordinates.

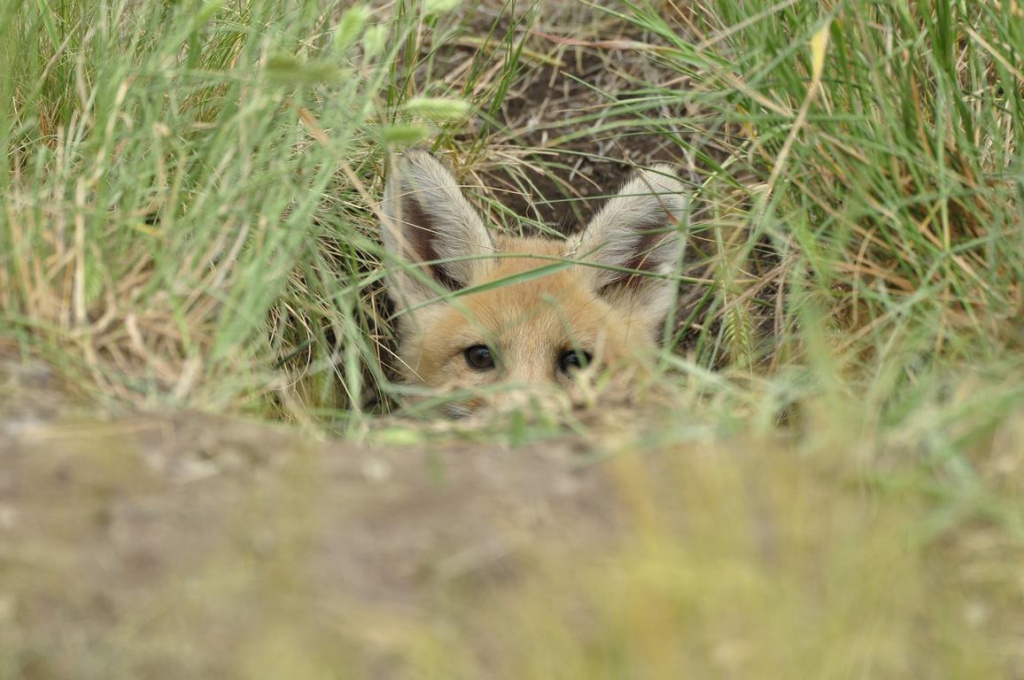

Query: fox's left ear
[{"left": 572, "top": 165, "right": 687, "bottom": 326}]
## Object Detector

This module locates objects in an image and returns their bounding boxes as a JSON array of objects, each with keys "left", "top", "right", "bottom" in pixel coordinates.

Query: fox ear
[
  {"left": 380, "top": 151, "right": 495, "bottom": 312},
  {"left": 572, "top": 165, "right": 687, "bottom": 325}
]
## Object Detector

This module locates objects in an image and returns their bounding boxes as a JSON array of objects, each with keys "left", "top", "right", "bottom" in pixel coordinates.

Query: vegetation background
[{"left": 1, "top": 0, "right": 1023, "bottom": 677}]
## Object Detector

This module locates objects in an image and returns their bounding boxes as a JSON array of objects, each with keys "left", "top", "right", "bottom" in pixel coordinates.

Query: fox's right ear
[{"left": 380, "top": 151, "right": 495, "bottom": 313}]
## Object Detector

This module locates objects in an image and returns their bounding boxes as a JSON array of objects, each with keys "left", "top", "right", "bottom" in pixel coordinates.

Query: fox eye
[
  {"left": 464, "top": 344, "right": 496, "bottom": 371},
  {"left": 557, "top": 349, "right": 593, "bottom": 375}
]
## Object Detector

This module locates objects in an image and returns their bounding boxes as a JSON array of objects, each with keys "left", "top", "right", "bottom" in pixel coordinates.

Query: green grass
[
  {"left": 0, "top": 0, "right": 487, "bottom": 419},
  {"left": 2, "top": 0, "right": 1024, "bottom": 676}
]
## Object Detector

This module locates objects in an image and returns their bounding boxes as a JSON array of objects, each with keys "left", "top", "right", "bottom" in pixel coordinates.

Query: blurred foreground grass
[{"left": 2, "top": 377, "right": 1022, "bottom": 678}]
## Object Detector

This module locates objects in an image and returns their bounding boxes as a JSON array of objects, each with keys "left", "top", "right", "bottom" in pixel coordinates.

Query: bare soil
[{"left": 0, "top": 361, "right": 625, "bottom": 677}]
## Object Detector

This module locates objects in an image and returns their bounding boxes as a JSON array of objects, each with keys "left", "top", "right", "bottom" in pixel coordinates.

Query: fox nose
[{"left": 488, "top": 380, "right": 571, "bottom": 418}]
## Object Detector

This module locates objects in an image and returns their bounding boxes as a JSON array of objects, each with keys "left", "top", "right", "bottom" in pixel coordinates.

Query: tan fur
[{"left": 380, "top": 152, "right": 687, "bottom": 417}]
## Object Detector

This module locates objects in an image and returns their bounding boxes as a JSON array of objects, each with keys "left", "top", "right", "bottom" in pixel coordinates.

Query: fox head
[{"left": 380, "top": 151, "right": 686, "bottom": 417}]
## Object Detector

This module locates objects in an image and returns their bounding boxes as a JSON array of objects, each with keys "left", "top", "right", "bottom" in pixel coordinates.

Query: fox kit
[{"left": 380, "top": 151, "right": 686, "bottom": 417}]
